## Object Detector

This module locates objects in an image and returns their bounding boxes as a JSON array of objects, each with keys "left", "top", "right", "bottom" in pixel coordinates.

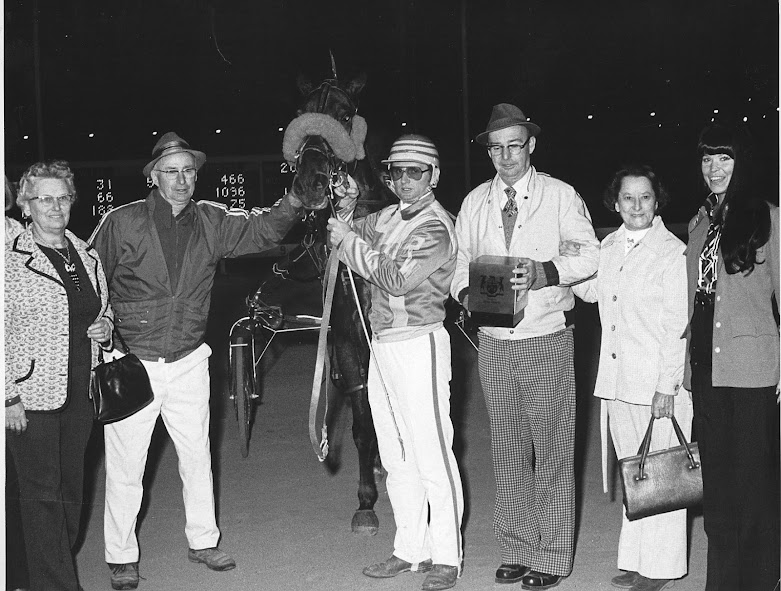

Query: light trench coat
[
  {"left": 574, "top": 216, "right": 691, "bottom": 578},
  {"left": 573, "top": 216, "right": 688, "bottom": 492}
]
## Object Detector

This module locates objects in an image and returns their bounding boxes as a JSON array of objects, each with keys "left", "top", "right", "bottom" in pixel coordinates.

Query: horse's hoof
[{"left": 351, "top": 509, "right": 379, "bottom": 536}]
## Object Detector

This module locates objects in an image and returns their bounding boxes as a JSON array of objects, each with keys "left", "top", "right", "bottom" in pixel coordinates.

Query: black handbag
[
  {"left": 618, "top": 416, "right": 702, "bottom": 521},
  {"left": 90, "top": 329, "right": 154, "bottom": 424}
]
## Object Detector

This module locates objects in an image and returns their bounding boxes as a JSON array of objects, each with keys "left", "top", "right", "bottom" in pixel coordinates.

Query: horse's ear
[
  {"left": 345, "top": 72, "right": 367, "bottom": 97},
  {"left": 297, "top": 74, "right": 314, "bottom": 96}
]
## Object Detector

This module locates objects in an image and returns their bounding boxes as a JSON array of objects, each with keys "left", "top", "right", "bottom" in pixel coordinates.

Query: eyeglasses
[
  {"left": 486, "top": 137, "right": 532, "bottom": 157},
  {"left": 153, "top": 167, "right": 197, "bottom": 180},
  {"left": 389, "top": 166, "right": 431, "bottom": 181},
  {"left": 30, "top": 194, "right": 75, "bottom": 207}
]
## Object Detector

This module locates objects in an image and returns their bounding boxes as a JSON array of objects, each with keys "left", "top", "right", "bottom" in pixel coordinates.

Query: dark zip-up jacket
[{"left": 89, "top": 190, "right": 300, "bottom": 362}]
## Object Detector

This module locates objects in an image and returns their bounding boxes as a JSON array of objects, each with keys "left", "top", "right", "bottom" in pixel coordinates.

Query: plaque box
[{"left": 468, "top": 255, "right": 527, "bottom": 327}]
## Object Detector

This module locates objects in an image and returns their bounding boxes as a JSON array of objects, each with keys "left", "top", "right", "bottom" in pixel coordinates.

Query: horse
[{"left": 278, "top": 71, "right": 395, "bottom": 535}]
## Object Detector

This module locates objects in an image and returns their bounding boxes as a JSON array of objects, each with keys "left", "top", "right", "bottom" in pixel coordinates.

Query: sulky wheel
[{"left": 230, "top": 335, "right": 254, "bottom": 458}]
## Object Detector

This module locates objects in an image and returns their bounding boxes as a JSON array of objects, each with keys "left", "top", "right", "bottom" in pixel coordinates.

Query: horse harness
[{"left": 299, "top": 79, "right": 406, "bottom": 463}]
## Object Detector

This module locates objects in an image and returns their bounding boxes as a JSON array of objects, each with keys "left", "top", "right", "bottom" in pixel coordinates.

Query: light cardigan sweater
[{"left": 451, "top": 167, "right": 599, "bottom": 339}]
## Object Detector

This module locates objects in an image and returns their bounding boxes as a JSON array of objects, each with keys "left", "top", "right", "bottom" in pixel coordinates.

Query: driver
[
  {"left": 89, "top": 131, "right": 318, "bottom": 591},
  {"left": 328, "top": 134, "right": 464, "bottom": 591}
]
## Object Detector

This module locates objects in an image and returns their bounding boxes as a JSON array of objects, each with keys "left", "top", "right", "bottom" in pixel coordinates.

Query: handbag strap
[
  {"left": 113, "top": 327, "right": 131, "bottom": 355},
  {"left": 637, "top": 416, "right": 699, "bottom": 479},
  {"left": 669, "top": 415, "right": 699, "bottom": 469},
  {"left": 97, "top": 327, "right": 131, "bottom": 366}
]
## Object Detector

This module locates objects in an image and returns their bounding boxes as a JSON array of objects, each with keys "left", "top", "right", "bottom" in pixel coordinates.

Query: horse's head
[
  {"left": 297, "top": 74, "right": 366, "bottom": 127},
  {"left": 283, "top": 75, "right": 368, "bottom": 210}
]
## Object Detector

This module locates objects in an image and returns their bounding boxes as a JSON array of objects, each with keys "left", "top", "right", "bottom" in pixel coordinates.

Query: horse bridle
[
  {"left": 294, "top": 79, "right": 359, "bottom": 193},
  {"left": 307, "top": 79, "right": 358, "bottom": 120},
  {"left": 294, "top": 136, "right": 350, "bottom": 197}
]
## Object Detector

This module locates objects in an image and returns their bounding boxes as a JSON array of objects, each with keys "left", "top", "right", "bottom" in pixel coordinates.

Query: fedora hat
[
  {"left": 142, "top": 132, "right": 206, "bottom": 177},
  {"left": 475, "top": 103, "right": 541, "bottom": 145}
]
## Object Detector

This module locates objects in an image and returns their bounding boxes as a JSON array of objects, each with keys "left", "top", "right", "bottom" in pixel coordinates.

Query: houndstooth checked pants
[{"left": 478, "top": 328, "right": 576, "bottom": 576}]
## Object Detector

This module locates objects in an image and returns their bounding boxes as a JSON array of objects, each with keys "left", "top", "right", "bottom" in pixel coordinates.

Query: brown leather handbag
[
  {"left": 90, "top": 329, "right": 154, "bottom": 424},
  {"left": 618, "top": 416, "right": 702, "bottom": 521}
]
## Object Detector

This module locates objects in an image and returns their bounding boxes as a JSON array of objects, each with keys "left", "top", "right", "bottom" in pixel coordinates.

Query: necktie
[
  {"left": 503, "top": 187, "right": 518, "bottom": 217},
  {"left": 502, "top": 187, "right": 517, "bottom": 248}
]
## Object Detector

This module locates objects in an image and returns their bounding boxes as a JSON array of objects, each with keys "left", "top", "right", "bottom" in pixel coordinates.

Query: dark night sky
[{"left": 4, "top": 0, "right": 779, "bottom": 225}]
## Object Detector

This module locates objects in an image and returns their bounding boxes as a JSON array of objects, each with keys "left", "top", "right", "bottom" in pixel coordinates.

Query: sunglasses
[{"left": 389, "top": 166, "right": 431, "bottom": 181}]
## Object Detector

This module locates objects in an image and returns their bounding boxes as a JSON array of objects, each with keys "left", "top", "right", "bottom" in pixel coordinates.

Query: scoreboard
[{"left": 6, "top": 155, "right": 296, "bottom": 241}]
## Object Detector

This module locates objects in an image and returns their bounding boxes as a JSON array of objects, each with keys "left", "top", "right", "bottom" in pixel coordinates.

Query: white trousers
[
  {"left": 104, "top": 343, "right": 219, "bottom": 563},
  {"left": 607, "top": 395, "right": 694, "bottom": 579},
  {"left": 368, "top": 327, "right": 464, "bottom": 568}
]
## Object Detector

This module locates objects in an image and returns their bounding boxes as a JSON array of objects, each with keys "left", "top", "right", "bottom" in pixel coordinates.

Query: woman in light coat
[{"left": 572, "top": 165, "right": 690, "bottom": 591}]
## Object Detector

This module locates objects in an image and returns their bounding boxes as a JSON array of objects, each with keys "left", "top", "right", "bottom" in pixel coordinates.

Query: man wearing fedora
[
  {"left": 90, "top": 132, "right": 312, "bottom": 590},
  {"left": 450, "top": 105, "right": 599, "bottom": 589}
]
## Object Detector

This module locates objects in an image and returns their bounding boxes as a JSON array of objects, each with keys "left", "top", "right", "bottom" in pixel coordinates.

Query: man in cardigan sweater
[{"left": 450, "top": 104, "right": 598, "bottom": 589}]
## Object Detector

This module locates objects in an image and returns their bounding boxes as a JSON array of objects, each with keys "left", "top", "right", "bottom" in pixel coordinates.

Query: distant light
[
  {"left": 88, "top": 133, "right": 95, "bottom": 138},
  {"left": 215, "top": 129, "right": 221, "bottom": 134},
  {"left": 401, "top": 122, "right": 407, "bottom": 127},
  {"left": 23, "top": 135, "right": 29, "bottom": 140},
  {"left": 527, "top": 116, "right": 532, "bottom": 120},
  {"left": 763, "top": 114, "right": 767, "bottom": 119},
  {"left": 587, "top": 114, "right": 593, "bottom": 120},
  {"left": 658, "top": 123, "right": 662, "bottom": 128},
  {"left": 711, "top": 117, "right": 715, "bottom": 122},
  {"left": 152, "top": 131, "right": 158, "bottom": 136},
  {"left": 713, "top": 109, "right": 719, "bottom": 114},
  {"left": 278, "top": 127, "right": 284, "bottom": 132},
  {"left": 743, "top": 116, "right": 748, "bottom": 122},
  {"left": 650, "top": 111, "right": 656, "bottom": 117},
  {"left": 748, "top": 97, "right": 752, "bottom": 102}
]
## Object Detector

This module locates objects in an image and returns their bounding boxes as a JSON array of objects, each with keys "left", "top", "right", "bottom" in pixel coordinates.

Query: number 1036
[{"left": 216, "top": 186, "right": 246, "bottom": 198}]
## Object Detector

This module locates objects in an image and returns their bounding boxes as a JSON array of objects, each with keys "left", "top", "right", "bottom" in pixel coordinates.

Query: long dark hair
[{"left": 697, "top": 124, "right": 770, "bottom": 275}]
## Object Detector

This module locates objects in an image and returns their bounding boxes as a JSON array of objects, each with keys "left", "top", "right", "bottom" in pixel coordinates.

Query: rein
[
  {"left": 308, "top": 168, "right": 406, "bottom": 463},
  {"left": 296, "top": 78, "right": 405, "bottom": 463}
]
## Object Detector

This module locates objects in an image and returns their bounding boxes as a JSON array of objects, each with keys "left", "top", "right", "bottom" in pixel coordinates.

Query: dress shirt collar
[
  {"left": 497, "top": 167, "right": 532, "bottom": 209},
  {"left": 610, "top": 215, "right": 668, "bottom": 254}
]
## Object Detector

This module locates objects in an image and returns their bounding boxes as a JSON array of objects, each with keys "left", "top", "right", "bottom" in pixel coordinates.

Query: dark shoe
[
  {"left": 363, "top": 555, "right": 434, "bottom": 578},
  {"left": 108, "top": 562, "right": 139, "bottom": 590},
  {"left": 631, "top": 576, "right": 675, "bottom": 591},
  {"left": 422, "top": 564, "right": 459, "bottom": 591},
  {"left": 521, "top": 571, "right": 563, "bottom": 590},
  {"left": 187, "top": 547, "right": 236, "bottom": 571},
  {"left": 495, "top": 563, "right": 530, "bottom": 584},
  {"left": 612, "top": 571, "right": 640, "bottom": 588}
]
